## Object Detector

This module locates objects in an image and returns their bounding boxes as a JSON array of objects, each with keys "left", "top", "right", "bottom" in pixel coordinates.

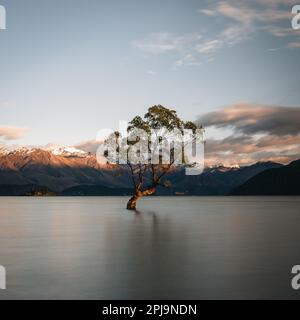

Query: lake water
[{"left": 0, "top": 196, "right": 300, "bottom": 300}]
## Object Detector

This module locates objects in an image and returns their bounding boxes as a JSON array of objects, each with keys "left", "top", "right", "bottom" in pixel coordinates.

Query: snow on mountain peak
[
  {"left": 50, "top": 146, "right": 89, "bottom": 157},
  {"left": 0, "top": 146, "right": 9, "bottom": 155},
  {"left": 207, "top": 164, "right": 241, "bottom": 173},
  {"left": 0, "top": 145, "right": 90, "bottom": 158},
  {"left": 6, "top": 146, "right": 37, "bottom": 155}
]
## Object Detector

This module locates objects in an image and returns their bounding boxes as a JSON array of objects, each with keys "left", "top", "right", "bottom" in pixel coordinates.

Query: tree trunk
[
  {"left": 126, "top": 194, "right": 141, "bottom": 210},
  {"left": 126, "top": 187, "right": 156, "bottom": 210}
]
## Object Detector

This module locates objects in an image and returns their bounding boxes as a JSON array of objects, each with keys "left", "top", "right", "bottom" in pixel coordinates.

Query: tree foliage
[{"left": 104, "top": 105, "right": 202, "bottom": 210}]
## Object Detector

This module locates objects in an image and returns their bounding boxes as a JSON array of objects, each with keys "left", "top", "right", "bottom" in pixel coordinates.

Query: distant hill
[
  {"left": 0, "top": 147, "right": 131, "bottom": 192},
  {"left": 0, "top": 184, "right": 55, "bottom": 196},
  {"left": 230, "top": 159, "right": 300, "bottom": 195},
  {"left": 0, "top": 146, "right": 284, "bottom": 196},
  {"left": 180, "top": 161, "right": 282, "bottom": 195},
  {"left": 60, "top": 185, "right": 133, "bottom": 196}
]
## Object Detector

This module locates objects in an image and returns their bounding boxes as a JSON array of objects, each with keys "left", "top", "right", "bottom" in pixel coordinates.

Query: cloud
[
  {"left": 75, "top": 140, "right": 101, "bottom": 154},
  {"left": 264, "top": 26, "right": 298, "bottom": 37},
  {"left": 196, "top": 40, "right": 223, "bottom": 53},
  {"left": 255, "top": 0, "right": 297, "bottom": 5},
  {"left": 147, "top": 70, "right": 157, "bottom": 76},
  {"left": 200, "top": 1, "right": 295, "bottom": 42},
  {"left": 199, "top": 9, "right": 216, "bottom": 16},
  {"left": 198, "top": 103, "right": 300, "bottom": 136},
  {"left": 207, "top": 0, "right": 300, "bottom": 54},
  {"left": 0, "top": 126, "right": 29, "bottom": 140},
  {"left": 132, "top": 28, "right": 247, "bottom": 66},
  {"left": 132, "top": 33, "right": 202, "bottom": 55},
  {"left": 133, "top": 0, "right": 297, "bottom": 67},
  {"left": 198, "top": 103, "right": 300, "bottom": 166},
  {"left": 211, "top": 1, "right": 291, "bottom": 23},
  {"left": 288, "top": 40, "right": 300, "bottom": 48},
  {"left": 204, "top": 133, "right": 300, "bottom": 166},
  {"left": 132, "top": 33, "right": 207, "bottom": 67},
  {"left": 175, "top": 54, "right": 202, "bottom": 67},
  {"left": 206, "top": 134, "right": 300, "bottom": 155}
]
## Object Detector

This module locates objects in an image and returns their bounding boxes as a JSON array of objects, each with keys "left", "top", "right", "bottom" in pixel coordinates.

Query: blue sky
[{"left": 0, "top": 0, "right": 299, "bottom": 161}]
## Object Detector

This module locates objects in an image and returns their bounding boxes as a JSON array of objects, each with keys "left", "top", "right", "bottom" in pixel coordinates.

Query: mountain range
[
  {"left": 231, "top": 159, "right": 300, "bottom": 195},
  {"left": 0, "top": 146, "right": 297, "bottom": 196}
]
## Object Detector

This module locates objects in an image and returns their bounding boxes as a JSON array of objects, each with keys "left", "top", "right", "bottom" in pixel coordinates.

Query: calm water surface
[{"left": 0, "top": 196, "right": 300, "bottom": 300}]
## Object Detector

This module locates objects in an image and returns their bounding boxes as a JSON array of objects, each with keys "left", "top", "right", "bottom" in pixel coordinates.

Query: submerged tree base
[
  {"left": 126, "top": 188, "right": 156, "bottom": 210},
  {"left": 126, "top": 195, "right": 140, "bottom": 210}
]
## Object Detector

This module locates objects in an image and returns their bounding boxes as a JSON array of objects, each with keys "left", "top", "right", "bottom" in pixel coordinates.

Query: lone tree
[{"left": 101, "top": 105, "right": 202, "bottom": 210}]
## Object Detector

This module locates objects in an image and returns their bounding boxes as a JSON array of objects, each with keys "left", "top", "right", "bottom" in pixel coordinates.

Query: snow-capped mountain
[
  {"left": 0, "top": 146, "right": 9, "bottom": 156},
  {"left": 0, "top": 145, "right": 283, "bottom": 195},
  {"left": 46, "top": 146, "right": 89, "bottom": 158},
  {"left": 0, "top": 146, "right": 125, "bottom": 192},
  {"left": 207, "top": 164, "right": 241, "bottom": 173},
  {"left": 0, "top": 145, "right": 90, "bottom": 158}
]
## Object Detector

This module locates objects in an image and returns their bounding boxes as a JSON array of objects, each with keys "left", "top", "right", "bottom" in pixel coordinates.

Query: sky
[{"left": 0, "top": 0, "right": 299, "bottom": 165}]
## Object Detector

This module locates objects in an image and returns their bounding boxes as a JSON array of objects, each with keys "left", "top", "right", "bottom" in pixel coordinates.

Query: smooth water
[{"left": 0, "top": 196, "right": 300, "bottom": 300}]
